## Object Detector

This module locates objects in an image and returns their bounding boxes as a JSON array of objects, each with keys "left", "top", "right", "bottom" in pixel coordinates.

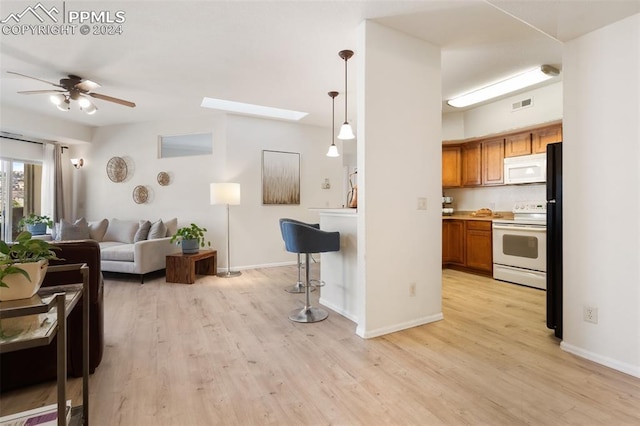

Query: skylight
[{"left": 201, "top": 97, "right": 308, "bottom": 121}]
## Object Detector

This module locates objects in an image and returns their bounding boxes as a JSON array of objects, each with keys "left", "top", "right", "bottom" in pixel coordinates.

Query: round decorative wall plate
[
  {"left": 132, "top": 185, "right": 149, "bottom": 204},
  {"left": 106, "top": 157, "right": 128, "bottom": 183},
  {"left": 157, "top": 171, "right": 170, "bottom": 186}
]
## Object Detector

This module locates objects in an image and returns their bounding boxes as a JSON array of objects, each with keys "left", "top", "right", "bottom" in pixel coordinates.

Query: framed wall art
[{"left": 262, "top": 150, "right": 300, "bottom": 205}]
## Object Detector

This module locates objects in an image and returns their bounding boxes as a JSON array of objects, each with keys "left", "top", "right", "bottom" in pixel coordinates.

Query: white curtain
[{"left": 41, "top": 143, "right": 65, "bottom": 223}]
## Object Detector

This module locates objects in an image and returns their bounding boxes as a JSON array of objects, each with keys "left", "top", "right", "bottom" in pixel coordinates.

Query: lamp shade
[
  {"left": 337, "top": 123, "right": 355, "bottom": 140},
  {"left": 210, "top": 182, "right": 241, "bottom": 205}
]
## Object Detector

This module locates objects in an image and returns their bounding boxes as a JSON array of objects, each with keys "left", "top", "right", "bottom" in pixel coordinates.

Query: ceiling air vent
[{"left": 512, "top": 97, "right": 533, "bottom": 112}]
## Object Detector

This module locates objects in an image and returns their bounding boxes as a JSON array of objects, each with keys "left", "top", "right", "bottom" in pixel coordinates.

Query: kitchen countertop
[{"left": 442, "top": 211, "right": 514, "bottom": 221}]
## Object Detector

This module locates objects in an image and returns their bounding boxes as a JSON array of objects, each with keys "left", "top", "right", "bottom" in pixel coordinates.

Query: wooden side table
[{"left": 166, "top": 250, "right": 217, "bottom": 284}]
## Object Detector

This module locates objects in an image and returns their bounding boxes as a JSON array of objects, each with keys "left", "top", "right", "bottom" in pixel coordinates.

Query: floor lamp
[{"left": 210, "top": 182, "right": 242, "bottom": 278}]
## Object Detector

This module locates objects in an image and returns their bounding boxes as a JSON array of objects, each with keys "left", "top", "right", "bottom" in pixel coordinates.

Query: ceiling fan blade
[
  {"left": 17, "top": 90, "right": 66, "bottom": 95},
  {"left": 89, "top": 92, "right": 136, "bottom": 108},
  {"left": 7, "top": 71, "right": 63, "bottom": 88}
]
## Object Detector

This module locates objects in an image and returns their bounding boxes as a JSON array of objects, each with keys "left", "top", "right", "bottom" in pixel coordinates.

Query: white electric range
[{"left": 492, "top": 201, "right": 547, "bottom": 289}]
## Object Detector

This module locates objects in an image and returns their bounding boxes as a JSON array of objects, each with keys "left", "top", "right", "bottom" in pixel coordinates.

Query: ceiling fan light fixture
[
  {"left": 50, "top": 93, "right": 65, "bottom": 106},
  {"left": 447, "top": 65, "right": 560, "bottom": 108},
  {"left": 56, "top": 98, "right": 71, "bottom": 111},
  {"left": 78, "top": 96, "right": 92, "bottom": 108},
  {"left": 83, "top": 103, "right": 98, "bottom": 115}
]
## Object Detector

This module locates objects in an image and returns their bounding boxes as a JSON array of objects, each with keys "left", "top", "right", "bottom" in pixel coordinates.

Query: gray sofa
[{"left": 56, "top": 217, "right": 181, "bottom": 282}]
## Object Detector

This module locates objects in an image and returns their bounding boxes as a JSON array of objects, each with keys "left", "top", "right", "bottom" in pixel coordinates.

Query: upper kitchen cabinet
[
  {"left": 532, "top": 124, "right": 563, "bottom": 153},
  {"left": 442, "top": 145, "right": 462, "bottom": 188},
  {"left": 482, "top": 138, "right": 504, "bottom": 185},
  {"left": 462, "top": 142, "right": 482, "bottom": 186},
  {"left": 505, "top": 132, "right": 532, "bottom": 157}
]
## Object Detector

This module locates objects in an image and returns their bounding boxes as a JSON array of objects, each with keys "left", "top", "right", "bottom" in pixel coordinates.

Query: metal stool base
[
  {"left": 288, "top": 306, "right": 329, "bottom": 323},
  {"left": 284, "top": 281, "right": 316, "bottom": 293}
]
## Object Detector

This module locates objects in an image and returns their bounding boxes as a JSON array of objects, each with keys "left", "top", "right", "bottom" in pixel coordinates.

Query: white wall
[
  {"left": 562, "top": 14, "right": 640, "bottom": 377},
  {"left": 81, "top": 113, "right": 345, "bottom": 270},
  {"left": 356, "top": 21, "right": 443, "bottom": 338},
  {"left": 0, "top": 105, "right": 95, "bottom": 145}
]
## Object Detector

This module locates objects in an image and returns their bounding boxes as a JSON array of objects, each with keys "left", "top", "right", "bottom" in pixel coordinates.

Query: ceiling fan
[{"left": 8, "top": 71, "right": 136, "bottom": 115}]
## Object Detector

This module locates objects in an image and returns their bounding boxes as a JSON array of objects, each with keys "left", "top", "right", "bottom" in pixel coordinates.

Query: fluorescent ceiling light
[
  {"left": 201, "top": 97, "right": 308, "bottom": 121},
  {"left": 447, "top": 65, "right": 560, "bottom": 108}
]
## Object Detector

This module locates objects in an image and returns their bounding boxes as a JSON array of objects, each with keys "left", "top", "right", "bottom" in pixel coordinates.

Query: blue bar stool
[
  {"left": 279, "top": 218, "right": 319, "bottom": 294},
  {"left": 281, "top": 220, "right": 340, "bottom": 323}
]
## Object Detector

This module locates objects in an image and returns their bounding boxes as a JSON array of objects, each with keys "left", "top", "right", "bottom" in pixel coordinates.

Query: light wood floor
[{"left": 2, "top": 266, "right": 639, "bottom": 425}]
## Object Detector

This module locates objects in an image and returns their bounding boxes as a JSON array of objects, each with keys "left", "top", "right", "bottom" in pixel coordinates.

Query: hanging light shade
[
  {"left": 327, "top": 91, "right": 340, "bottom": 157},
  {"left": 337, "top": 49, "right": 355, "bottom": 140}
]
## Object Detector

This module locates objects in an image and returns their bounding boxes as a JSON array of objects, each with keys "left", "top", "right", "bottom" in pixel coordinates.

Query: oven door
[{"left": 492, "top": 223, "right": 547, "bottom": 272}]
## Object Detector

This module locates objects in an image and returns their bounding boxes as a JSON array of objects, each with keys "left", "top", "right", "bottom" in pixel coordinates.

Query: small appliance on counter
[{"left": 442, "top": 196, "right": 454, "bottom": 216}]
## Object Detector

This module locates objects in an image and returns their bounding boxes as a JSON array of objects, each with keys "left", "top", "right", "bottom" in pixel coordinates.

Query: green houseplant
[
  {"left": 170, "top": 223, "right": 211, "bottom": 254},
  {"left": 18, "top": 214, "right": 54, "bottom": 236},
  {"left": 0, "top": 231, "right": 61, "bottom": 301}
]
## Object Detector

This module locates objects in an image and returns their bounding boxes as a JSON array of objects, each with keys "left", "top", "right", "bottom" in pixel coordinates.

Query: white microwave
[{"left": 504, "top": 153, "right": 546, "bottom": 184}]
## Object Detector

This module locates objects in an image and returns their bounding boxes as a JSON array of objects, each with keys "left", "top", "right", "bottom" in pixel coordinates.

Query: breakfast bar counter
[{"left": 310, "top": 208, "right": 360, "bottom": 323}]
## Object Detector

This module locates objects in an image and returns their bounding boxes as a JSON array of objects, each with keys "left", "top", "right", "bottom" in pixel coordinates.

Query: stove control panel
[{"left": 513, "top": 201, "right": 547, "bottom": 214}]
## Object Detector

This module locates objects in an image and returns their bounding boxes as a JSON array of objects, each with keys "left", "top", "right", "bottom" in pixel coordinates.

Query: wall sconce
[{"left": 71, "top": 158, "right": 84, "bottom": 169}]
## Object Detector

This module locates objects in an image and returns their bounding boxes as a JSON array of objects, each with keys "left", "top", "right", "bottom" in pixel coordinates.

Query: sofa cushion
[
  {"left": 148, "top": 219, "right": 167, "bottom": 239},
  {"left": 100, "top": 242, "right": 135, "bottom": 262},
  {"left": 58, "top": 218, "right": 90, "bottom": 240},
  {"left": 88, "top": 218, "right": 109, "bottom": 241},
  {"left": 103, "top": 218, "right": 138, "bottom": 243},
  {"left": 134, "top": 220, "right": 151, "bottom": 242},
  {"left": 164, "top": 217, "right": 178, "bottom": 238}
]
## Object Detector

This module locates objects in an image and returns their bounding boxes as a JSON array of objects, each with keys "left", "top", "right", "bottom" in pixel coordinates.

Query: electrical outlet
[
  {"left": 584, "top": 306, "right": 598, "bottom": 324},
  {"left": 409, "top": 283, "right": 416, "bottom": 297}
]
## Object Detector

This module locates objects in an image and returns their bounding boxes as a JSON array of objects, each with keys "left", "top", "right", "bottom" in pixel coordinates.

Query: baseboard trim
[
  {"left": 561, "top": 341, "right": 640, "bottom": 378},
  {"left": 355, "top": 312, "right": 444, "bottom": 339},
  {"left": 319, "top": 298, "right": 358, "bottom": 323},
  {"left": 219, "top": 260, "right": 297, "bottom": 272}
]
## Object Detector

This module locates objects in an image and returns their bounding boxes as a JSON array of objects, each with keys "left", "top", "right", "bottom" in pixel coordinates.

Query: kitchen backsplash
[{"left": 444, "top": 184, "right": 545, "bottom": 212}]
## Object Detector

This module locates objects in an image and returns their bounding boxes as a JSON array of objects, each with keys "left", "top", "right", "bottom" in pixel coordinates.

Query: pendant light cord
[{"left": 344, "top": 57, "right": 348, "bottom": 123}]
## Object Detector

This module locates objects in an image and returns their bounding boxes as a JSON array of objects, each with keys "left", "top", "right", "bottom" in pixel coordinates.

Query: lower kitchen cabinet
[
  {"left": 442, "top": 219, "right": 465, "bottom": 265},
  {"left": 464, "top": 220, "right": 493, "bottom": 274},
  {"left": 442, "top": 219, "right": 493, "bottom": 276}
]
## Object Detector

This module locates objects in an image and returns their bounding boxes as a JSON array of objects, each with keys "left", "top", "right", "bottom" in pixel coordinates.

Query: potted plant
[
  {"left": 170, "top": 223, "right": 211, "bottom": 254},
  {"left": 18, "top": 214, "right": 54, "bottom": 236},
  {"left": 0, "top": 231, "right": 61, "bottom": 301}
]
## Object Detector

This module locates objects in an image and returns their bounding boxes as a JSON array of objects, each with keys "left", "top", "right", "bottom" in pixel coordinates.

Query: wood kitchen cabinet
[
  {"left": 461, "top": 142, "right": 482, "bottom": 186},
  {"left": 442, "top": 145, "right": 462, "bottom": 188},
  {"left": 505, "top": 132, "right": 532, "bottom": 157},
  {"left": 443, "top": 219, "right": 493, "bottom": 277},
  {"left": 482, "top": 138, "right": 504, "bottom": 185},
  {"left": 465, "top": 220, "right": 493, "bottom": 274},
  {"left": 442, "top": 219, "right": 465, "bottom": 265},
  {"left": 532, "top": 124, "right": 563, "bottom": 153}
]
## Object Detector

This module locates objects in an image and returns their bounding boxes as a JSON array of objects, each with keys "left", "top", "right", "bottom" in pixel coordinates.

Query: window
[{"left": 1, "top": 159, "right": 44, "bottom": 241}]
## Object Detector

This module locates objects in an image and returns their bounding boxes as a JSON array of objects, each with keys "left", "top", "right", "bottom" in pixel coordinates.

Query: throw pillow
[
  {"left": 103, "top": 218, "right": 138, "bottom": 243},
  {"left": 134, "top": 220, "right": 152, "bottom": 242},
  {"left": 88, "top": 218, "right": 109, "bottom": 241},
  {"left": 164, "top": 217, "right": 178, "bottom": 238},
  {"left": 58, "top": 218, "right": 91, "bottom": 240},
  {"left": 148, "top": 219, "right": 167, "bottom": 240}
]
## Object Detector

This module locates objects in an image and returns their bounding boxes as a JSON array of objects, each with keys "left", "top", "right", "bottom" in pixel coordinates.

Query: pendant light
[
  {"left": 337, "top": 49, "right": 355, "bottom": 140},
  {"left": 327, "top": 91, "right": 340, "bottom": 157}
]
